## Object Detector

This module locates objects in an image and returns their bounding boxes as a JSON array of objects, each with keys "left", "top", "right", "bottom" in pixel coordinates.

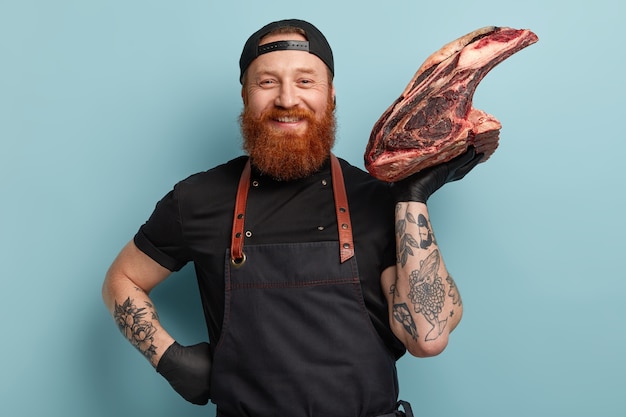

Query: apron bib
[{"left": 210, "top": 155, "right": 403, "bottom": 417}]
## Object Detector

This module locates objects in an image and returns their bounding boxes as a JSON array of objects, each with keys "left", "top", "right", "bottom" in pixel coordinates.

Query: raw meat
[{"left": 364, "top": 26, "right": 538, "bottom": 182}]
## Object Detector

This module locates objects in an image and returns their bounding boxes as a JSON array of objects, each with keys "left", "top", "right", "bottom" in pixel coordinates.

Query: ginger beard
[{"left": 240, "top": 94, "right": 336, "bottom": 181}]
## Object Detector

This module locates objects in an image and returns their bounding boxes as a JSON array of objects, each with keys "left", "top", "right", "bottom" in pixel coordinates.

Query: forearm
[
  {"left": 103, "top": 272, "right": 175, "bottom": 367},
  {"left": 102, "top": 241, "right": 211, "bottom": 405},
  {"left": 385, "top": 202, "right": 463, "bottom": 357}
]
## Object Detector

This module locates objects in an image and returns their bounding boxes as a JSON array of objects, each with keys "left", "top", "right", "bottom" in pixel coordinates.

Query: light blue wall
[{"left": 2, "top": 0, "right": 624, "bottom": 416}]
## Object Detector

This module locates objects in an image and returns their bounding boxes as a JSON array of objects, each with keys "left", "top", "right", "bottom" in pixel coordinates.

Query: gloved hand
[
  {"left": 156, "top": 341, "right": 212, "bottom": 405},
  {"left": 392, "top": 146, "right": 484, "bottom": 203}
]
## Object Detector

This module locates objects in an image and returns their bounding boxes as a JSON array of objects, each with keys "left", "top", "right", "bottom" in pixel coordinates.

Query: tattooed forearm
[
  {"left": 395, "top": 206, "right": 436, "bottom": 267},
  {"left": 114, "top": 297, "right": 158, "bottom": 360},
  {"left": 393, "top": 203, "right": 464, "bottom": 348},
  {"left": 408, "top": 249, "right": 448, "bottom": 341},
  {"left": 393, "top": 303, "right": 418, "bottom": 340}
]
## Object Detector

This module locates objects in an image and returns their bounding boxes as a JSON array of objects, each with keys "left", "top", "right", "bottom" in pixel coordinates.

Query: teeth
[{"left": 277, "top": 117, "right": 299, "bottom": 123}]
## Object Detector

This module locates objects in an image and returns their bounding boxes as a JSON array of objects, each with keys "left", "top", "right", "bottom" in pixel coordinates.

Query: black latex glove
[
  {"left": 156, "top": 341, "right": 212, "bottom": 405},
  {"left": 392, "top": 146, "right": 484, "bottom": 203}
]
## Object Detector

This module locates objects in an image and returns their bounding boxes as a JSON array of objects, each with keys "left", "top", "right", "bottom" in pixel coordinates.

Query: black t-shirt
[{"left": 135, "top": 155, "right": 405, "bottom": 359}]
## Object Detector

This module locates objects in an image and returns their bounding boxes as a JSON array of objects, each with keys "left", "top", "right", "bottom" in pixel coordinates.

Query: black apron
[{"left": 210, "top": 155, "right": 413, "bottom": 417}]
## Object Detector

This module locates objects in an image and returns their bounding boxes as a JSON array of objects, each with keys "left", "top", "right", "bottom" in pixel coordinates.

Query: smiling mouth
[{"left": 275, "top": 116, "right": 301, "bottom": 123}]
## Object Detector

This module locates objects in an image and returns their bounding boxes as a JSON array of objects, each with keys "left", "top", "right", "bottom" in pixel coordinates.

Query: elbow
[
  {"left": 101, "top": 271, "right": 117, "bottom": 310},
  {"left": 405, "top": 312, "right": 463, "bottom": 357},
  {"left": 405, "top": 335, "right": 449, "bottom": 358},
  {"left": 101, "top": 267, "right": 131, "bottom": 310},
  {"left": 390, "top": 317, "right": 454, "bottom": 358}
]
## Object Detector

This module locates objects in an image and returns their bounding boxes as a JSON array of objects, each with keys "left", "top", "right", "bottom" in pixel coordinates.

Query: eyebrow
[{"left": 255, "top": 67, "right": 320, "bottom": 78}]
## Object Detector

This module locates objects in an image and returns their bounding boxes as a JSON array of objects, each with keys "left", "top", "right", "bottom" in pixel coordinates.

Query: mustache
[{"left": 261, "top": 107, "right": 315, "bottom": 122}]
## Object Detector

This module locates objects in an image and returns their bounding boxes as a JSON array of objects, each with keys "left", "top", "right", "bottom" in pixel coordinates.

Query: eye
[
  {"left": 259, "top": 78, "right": 277, "bottom": 87},
  {"left": 298, "top": 78, "right": 314, "bottom": 87}
]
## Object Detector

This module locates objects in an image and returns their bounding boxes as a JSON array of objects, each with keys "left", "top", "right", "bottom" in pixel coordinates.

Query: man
[{"left": 102, "top": 18, "right": 482, "bottom": 417}]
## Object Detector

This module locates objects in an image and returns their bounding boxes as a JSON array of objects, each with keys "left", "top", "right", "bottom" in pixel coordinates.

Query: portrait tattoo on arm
[
  {"left": 395, "top": 205, "right": 447, "bottom": 341},
  {"left": 114, "top": 297, "right": 158, "bottom": 360},
  {"left": 395, "top": 206, "right": 435, "bottom": 267}
]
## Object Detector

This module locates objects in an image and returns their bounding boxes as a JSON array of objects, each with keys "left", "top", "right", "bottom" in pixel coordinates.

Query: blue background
[{"left": 1, "top": 0, "right": 624, "bottom": 416}]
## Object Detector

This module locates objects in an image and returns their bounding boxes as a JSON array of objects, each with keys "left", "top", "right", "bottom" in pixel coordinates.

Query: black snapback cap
[{"left": 239, "top": 19, "right": 334, "bottom": 84}]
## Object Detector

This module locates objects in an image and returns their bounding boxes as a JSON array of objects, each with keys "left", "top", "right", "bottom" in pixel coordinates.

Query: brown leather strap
[
  {"left": 230, "top": 159, "right": 251, "bottom": 266},
  {"left": 229, "top": 155, "right": 354, "bottom": 265},
  {"left": 330, "top": 154, "right": 354, "bottom": 263}
]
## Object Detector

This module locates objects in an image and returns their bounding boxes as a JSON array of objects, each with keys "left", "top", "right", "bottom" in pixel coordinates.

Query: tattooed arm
[
  {"left": 382, "top": 148, "right": 481, "bottom": 356},
  {"left": 102, "top": 240, "right": 175, "bottom": 367},
  {"left": 103, "top": 240, "right": 213, "bottom": 404},
  {"left": 382, "top": 202, "right": 463, "bottom": 357}
]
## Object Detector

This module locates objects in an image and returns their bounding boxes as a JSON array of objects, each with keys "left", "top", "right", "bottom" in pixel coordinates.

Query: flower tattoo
[{"left": 114, "top": 297, "right": 157, "bottom": 360}]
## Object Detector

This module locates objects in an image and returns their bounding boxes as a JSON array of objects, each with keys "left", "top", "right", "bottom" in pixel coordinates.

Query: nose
[{"left": 275, "top": 83, "right": 300, "bottom": 109}]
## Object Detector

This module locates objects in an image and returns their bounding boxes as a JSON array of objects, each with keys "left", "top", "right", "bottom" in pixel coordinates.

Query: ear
[{"left": 241, "top": 87, "right": 247, "bottom": 105}]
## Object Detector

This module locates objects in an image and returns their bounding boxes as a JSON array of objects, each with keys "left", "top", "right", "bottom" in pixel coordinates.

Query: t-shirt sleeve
[{"left": 134, "top": 186, "right": 191, "bottom": 272}]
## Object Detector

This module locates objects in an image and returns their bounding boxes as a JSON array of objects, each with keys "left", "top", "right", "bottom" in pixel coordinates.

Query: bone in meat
[{"left": 364, "top": 26, "right": 539, "bottom": 182}]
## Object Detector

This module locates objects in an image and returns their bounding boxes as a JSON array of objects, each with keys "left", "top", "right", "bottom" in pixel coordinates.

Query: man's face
[
  {"left": 242, "top": 32, "right": 335, "bottom": 127},
  {"left": 240, "top": 33, "right": 336, "bottom": 181}
]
